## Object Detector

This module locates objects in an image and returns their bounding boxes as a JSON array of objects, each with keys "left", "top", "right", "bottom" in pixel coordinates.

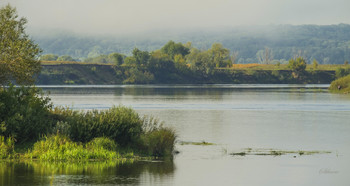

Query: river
[{"left": 1, "top": 84, "right": 350, "bottom": 186}]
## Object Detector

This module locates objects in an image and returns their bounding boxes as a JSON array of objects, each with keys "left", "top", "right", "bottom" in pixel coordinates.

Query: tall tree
[
  {"left": 161, "top": 40, "right": 190, "bottom": 59},
  {"left": 0, "top": 5, "right": 42, "bottom": 86}
]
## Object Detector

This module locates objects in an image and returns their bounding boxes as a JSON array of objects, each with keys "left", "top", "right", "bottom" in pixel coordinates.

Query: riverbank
[
  {"left": 329, "top": 74, "right": 350, "bottom": 93},
  {"left": 0, "top": 85, "right": 176, "bottom": 161},
  {"left": 36, "top": 62, "right": 340, "bottom": 85}
]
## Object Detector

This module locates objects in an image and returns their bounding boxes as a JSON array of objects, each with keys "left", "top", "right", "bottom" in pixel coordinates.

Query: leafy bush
[
  {"left": 288, "top": 57, "right": 306, "bottom": 72},
  {"left": 52, "top": 106, "right": 143, "bottom": 147},
  {"left": 329, "top": 74, "right": 350, "bottom": 93},
  {"left": 0, "top": 136, "right": 15, "bottom": 159},
  {"left": 0, "top": 85, "right": 55, "bottom": 143}
]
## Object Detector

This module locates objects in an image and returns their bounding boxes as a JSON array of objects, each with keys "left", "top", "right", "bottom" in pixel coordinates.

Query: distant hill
[{"left": 32, "top": 24, "right": 350, "bottom": 64}]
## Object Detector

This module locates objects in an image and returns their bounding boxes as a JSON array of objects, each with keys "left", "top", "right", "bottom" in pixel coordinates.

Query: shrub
[
  {"left": 139, "top": 116, "right": 176, "bottom": 157},
  {"left": 0, "top": 85, "right": 55, "bottom": 143},
  {"left": 329, "top": 74, "right": 350, "bottom": 93},
  {"left": 288, "top": 57, "right": 306, "bottom": 72},
  {"left": 52, "top": 106, "right": 143, "bottom": 147}
]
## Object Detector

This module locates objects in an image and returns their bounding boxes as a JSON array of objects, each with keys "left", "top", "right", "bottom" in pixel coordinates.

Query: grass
[
  {"left": 230, "top": 148, "right": 331, "bottom": 157},
  {"left": 24, "top": 134, "right": 125, "bottom": 161}
]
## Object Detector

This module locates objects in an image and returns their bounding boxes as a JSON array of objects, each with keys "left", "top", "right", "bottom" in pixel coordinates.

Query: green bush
[
  {"left": 0, "top": 136, "right": 15, "bottom": 159},
  {"left": 53, "top": 106, "right": 143, "bottom": 147},
  {"left": 0, "top": 85, "right": 55, "bottom": 143},
  {"left": 329, "top": 74, "right": 350, "bottom": 93}
]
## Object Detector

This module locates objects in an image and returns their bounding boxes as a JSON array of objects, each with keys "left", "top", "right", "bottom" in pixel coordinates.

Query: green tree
[
  {"left": 132, "top": 48, "right": 150, "bottom": 66},
  {"left": 208, "top": 43, "right": 231, "bottom": 67},
  {"left": 0, "top": 5, "right": 42, "bottom": 86},
  {"left": 161, "top": 40, "right": 190, "bottom": 59},
  {"left": 288, "top": 57, "right": 307, "bottom": 72},
  {"left": 40, "top": 54, "right": 58, "bottom": 61},
  {"left": 57, "top": 55, "right": 76, "bottom": 62},
  {"left": 108, "top": 53, "right": 124, "bottom": 66}
]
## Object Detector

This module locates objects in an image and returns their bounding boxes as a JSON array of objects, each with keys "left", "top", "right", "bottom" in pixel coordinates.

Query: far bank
[{"left": 36, "top": 62, "right": 345, "bottom": 85}]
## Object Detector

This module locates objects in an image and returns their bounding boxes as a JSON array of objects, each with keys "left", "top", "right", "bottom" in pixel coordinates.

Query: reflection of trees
[
  {"left": 0, "top": 160, "right": 175, "bottom": 185},
  {"left": 122, "top": 87, "right": 225, "bottom": 100}
]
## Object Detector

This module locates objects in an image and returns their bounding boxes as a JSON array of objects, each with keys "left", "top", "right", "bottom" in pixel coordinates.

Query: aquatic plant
[
  {"left": 26, "top": 134, "right": 120, "bottom": 161},
  {"left": 139, "top": 116, "right": 176, "bottom": 157},
  {"left": 230, "top": 148, "right": 331, "bottom": 157}
]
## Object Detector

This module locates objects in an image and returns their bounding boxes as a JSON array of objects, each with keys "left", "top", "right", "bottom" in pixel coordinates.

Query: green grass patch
[{"left": 24, "top": 135, "right": 124, "bottom": 161}]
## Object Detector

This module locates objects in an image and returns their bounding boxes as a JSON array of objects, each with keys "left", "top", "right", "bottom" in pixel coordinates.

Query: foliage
[
  {"left": 0, "top": 5, "right": 42, "bottom": 86},
  {"left": 139, "top": 116, "right": 176, "bottom": 157},
  {"left": 335, "top": 67, "right": 350, "bottom": 79},
  {"left": 26, "top": 134, "right": 119, "bottom": 161},
  {"left": 0, "top": 85, "right": 55, "bottom": 143},
  {"left": 40, "top": 54, "right": 58, "bottom": 61},
  {"left": 288, "top": 57, "right": 307, "bottom": 72},
  {"left": 52, "top": 106, "right": 143, "bottom": 147},
  {"left": 123, "top": 67, "right": 154, "bottom": 84},
  {"left": 329, "top": 74, "right": 350, "bottom": 93},
  {"left": 0, "top": 136, "right": 15, "bottom": 159},
  {"left": 86, "top": 137, "right": 117, "bottom": 151},
  {"left": 57, "top": 55, "right": 76, "bottom": 62},
  {"left": 161, "top": 40, "right": 190, "bottom": 59}
]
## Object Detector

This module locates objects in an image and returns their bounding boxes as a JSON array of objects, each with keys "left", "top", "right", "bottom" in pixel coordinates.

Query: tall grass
[
  {"left": 52, "top": 106, "right": 143, "bottom": 146},
  {"left": 0, "top": 136, "right": 15, "bottom": 159},
  {"left": 26, "top": 134, "right": 120, "bottom": 161},
  {"left": 139, "top": 116, "right": 176, "bottom": 157}
]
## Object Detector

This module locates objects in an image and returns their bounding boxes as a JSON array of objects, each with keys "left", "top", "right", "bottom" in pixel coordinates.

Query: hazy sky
[{"left": 1, "top": 0, "right": 350, "bottom": 35}]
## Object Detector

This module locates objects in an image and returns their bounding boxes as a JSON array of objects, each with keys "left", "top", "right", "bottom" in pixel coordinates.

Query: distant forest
[{"left": 33, "top": 24, "right": 350, "bottom": 64}]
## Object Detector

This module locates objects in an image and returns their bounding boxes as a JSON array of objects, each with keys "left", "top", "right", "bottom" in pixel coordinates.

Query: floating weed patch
[
  {"left": 230, "top": 148, "right": 331, "bottom": 157},
  {"left": 179, "top": 141, "right": 215, "bottom": 146}
]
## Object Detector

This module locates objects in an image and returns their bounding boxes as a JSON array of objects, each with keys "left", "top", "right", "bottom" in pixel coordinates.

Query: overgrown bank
[
  {"left": 37, "top": 63, "right": 337, "bottom": 85},
  {"left": 0, "top": 85, "right": 176, "bottom": 160},
  {"left": 329, "top": 74, "right": 350, "bottom": 94}
]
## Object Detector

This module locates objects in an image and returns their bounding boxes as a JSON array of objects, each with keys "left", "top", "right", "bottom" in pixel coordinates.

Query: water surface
[{"left": 2, "top": 84, "right": 350, "bottom": 186}]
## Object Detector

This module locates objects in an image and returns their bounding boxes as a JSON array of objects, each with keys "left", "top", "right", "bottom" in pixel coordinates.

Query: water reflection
[{"left": 0, "top": 160, "right": 175, "bottom": 186}]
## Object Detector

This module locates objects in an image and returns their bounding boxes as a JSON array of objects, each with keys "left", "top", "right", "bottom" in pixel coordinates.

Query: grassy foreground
[{"left": 0, "top": 85, "right": 176, "bottom": 161}]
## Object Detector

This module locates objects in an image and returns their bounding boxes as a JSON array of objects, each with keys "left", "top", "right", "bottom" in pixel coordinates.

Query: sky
[{"left": 1, "top": 0, "right": 350, "bottom": 35}]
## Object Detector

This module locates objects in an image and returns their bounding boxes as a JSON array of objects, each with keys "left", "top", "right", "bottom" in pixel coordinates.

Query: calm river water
[{"left": 1, "top": 84, "right": 350, "bottom": 186}]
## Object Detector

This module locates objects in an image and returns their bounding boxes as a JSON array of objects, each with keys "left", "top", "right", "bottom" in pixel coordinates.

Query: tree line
[{"left": 35, "top": 24, "right": 350, "bottom": 65}]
